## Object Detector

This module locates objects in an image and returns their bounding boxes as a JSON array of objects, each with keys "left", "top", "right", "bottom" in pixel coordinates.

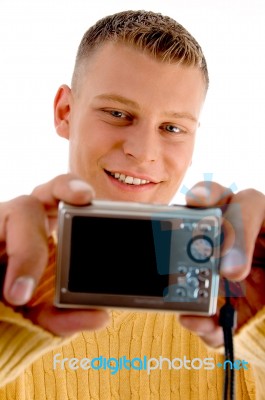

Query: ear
[{"left": 54, "top": 84, "right": 72, "bottom": 139}]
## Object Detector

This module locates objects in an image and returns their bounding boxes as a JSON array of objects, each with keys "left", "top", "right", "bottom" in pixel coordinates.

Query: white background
[{"left": 0, "top": 0, "right": 264, "bottom": 203}]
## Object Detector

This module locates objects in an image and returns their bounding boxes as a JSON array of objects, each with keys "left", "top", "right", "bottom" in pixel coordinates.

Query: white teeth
[
  {"left": 110, "top": 172, "right": 150, "bottom": 185},
  {"left": 125, "top": 176, "right": 133, "bottom": 184},
  {"left": 132, "top": 178, "right": 141, "bottom": 185}
]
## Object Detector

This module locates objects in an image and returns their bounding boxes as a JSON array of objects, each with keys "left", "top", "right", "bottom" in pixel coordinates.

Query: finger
[
  {"left": 0, "top": 196, "right": 49, "bottom": 305},
  {"left": 185, "top": 181, "right": 234, "bottom": 207},
  {"left": 32, "top": 174, "right": 95, "bottom": 233},
  {"left": 25, "top": 304, "right": 110, "bottom": 336},
  {"left": 32, "top": 173, "right": 95, "bottom": 214},
  {"left": 220, "top": 189, "right": 265, "bottom": 281},
  {"left": 178, "top": 314, "right": 224, "bottom": 348},
  {"left": 186, "top": 183, "right": 265, "bottom": 281}
]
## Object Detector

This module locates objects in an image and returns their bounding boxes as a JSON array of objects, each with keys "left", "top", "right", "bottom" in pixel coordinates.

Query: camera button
[
  {"left": 198, "top": 223, "right": 212, "bottom": 232},
  {"left": 177, "top": 265, "right": 188, "bottom": 275},
  {"left": 186, "top": 276, "right": 199, "bottom": 288},
  {"left": 174, "top": 287, "right": 187, "bottom": 297},
  {"left": 199, "top": 268, "right": 210, "bottom": 277},
  {"left": 198, "top": 289, "right": 209, "bottom": 298},
  {"left": 204, "top": 279, "right": 210, "bottom": 289}
]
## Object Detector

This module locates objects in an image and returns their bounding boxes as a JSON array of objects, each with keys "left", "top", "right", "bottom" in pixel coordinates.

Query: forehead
[
  {"left": 75, "top": 42, "right": 206, "bottom": 116},
  {"left": 77, "top": 41, "right": 206, "bottom": 87}
]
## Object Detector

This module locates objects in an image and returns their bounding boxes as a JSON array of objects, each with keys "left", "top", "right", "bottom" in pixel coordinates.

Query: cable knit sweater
[{"left": 0, "top": 237, "right": 264, "bottom": 399}]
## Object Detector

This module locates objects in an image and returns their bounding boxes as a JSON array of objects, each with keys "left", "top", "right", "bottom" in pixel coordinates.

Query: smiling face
[{"left": 54, "top": 42, "right": 206, "bottom": 204}]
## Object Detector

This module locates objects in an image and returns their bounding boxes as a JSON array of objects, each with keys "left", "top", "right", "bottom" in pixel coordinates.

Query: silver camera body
[{"left": 55, "top": 200, "right": 222, "bottom": 315}]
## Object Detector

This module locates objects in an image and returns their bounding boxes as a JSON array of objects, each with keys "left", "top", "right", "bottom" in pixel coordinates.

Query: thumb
[{"left": 185, "top": 181, "right": 234, "bottom": 207}]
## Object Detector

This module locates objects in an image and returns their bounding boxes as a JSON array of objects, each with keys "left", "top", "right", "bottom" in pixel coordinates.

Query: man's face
[{"left": 55, "top": 42, "right": 206, "bottom": 204}]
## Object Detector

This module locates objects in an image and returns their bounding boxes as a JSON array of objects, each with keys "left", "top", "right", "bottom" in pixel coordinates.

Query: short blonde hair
[{"left": 72, "top": 10, "right": 209, "bottom": 90}]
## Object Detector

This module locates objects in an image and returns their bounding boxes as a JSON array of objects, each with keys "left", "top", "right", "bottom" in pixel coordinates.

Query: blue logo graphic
[{"left": 216, "top": 360, "right": 248, "bottom": 370}]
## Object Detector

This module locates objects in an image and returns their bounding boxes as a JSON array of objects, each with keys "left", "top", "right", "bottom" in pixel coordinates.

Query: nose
[{"left": 123, "top": 122, "right": 159, "bottom": 163}]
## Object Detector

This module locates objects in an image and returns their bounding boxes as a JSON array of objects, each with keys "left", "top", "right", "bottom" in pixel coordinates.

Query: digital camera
[{"left": 55, "top": 200, "right": 222, "bottom": 315}]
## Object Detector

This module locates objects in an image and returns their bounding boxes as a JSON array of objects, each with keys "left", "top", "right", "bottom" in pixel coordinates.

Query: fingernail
[
  {"left": 9, "top": 276, "right": 36, "bottom": 305},
  {"left": 189, "top": 186, "right": 211, "bottom": 199},
  {"left": 69, "top": 180, "right": 94, "bottom": 195}
]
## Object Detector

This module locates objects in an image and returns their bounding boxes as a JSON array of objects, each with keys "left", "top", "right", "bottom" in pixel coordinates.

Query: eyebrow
[
  {"left": 164, "top": 111, "right": 198, "bottom": 123},
  {"left": 94, "top": 93, "right": 197, "bottom": 123},
  {"left": 94, "top": 94, "right": 140, "bottom": 110}
]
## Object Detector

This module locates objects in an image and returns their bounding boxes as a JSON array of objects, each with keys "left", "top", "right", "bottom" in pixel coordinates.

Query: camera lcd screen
[{"left": 68, "top": 216, "right": 171, "bottom": 296}]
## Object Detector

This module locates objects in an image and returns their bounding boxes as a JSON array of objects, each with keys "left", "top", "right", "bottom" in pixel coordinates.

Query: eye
[
  {"left": 102, "top": 109, "right": 133, "bottom": 122},
  {"left": 106, "top": 109, "right": 134, "bottom": 121},
  {"left": 110, "top": 110, "right": 126, "bottom": 118},
  {"left": 165, "top": 124, "right": 183, "bottom": 134},
  {"left": 99, "top": 108, "right": 134, "bottom": 125}
]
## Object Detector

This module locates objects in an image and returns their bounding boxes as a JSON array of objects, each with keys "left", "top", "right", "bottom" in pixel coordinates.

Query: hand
[
  {"left": 0, "top": 174, "right": 109, "bottom": 336},
  {"left": 178, "top": 182, "right": 265, "bottom": 347}
]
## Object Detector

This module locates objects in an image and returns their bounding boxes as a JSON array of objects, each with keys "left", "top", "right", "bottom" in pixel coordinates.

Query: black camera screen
[{"left": 68, "top": 216, "right": 172, "bottom": 296}]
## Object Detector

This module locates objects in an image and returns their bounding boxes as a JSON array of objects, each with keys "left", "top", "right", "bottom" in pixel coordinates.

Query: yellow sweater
[{"left": 0, "top": 238, "right": 264, "bottom": 399}]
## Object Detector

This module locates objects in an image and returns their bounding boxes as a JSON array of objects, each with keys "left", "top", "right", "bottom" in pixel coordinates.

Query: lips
[{"left": 109, "top": 171, "right": 151, "bottom": 185}]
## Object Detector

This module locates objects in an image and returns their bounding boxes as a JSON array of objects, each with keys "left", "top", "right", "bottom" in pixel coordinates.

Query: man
[{"left": 0, "top": 9, "right": 264, "bottom": 399}]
